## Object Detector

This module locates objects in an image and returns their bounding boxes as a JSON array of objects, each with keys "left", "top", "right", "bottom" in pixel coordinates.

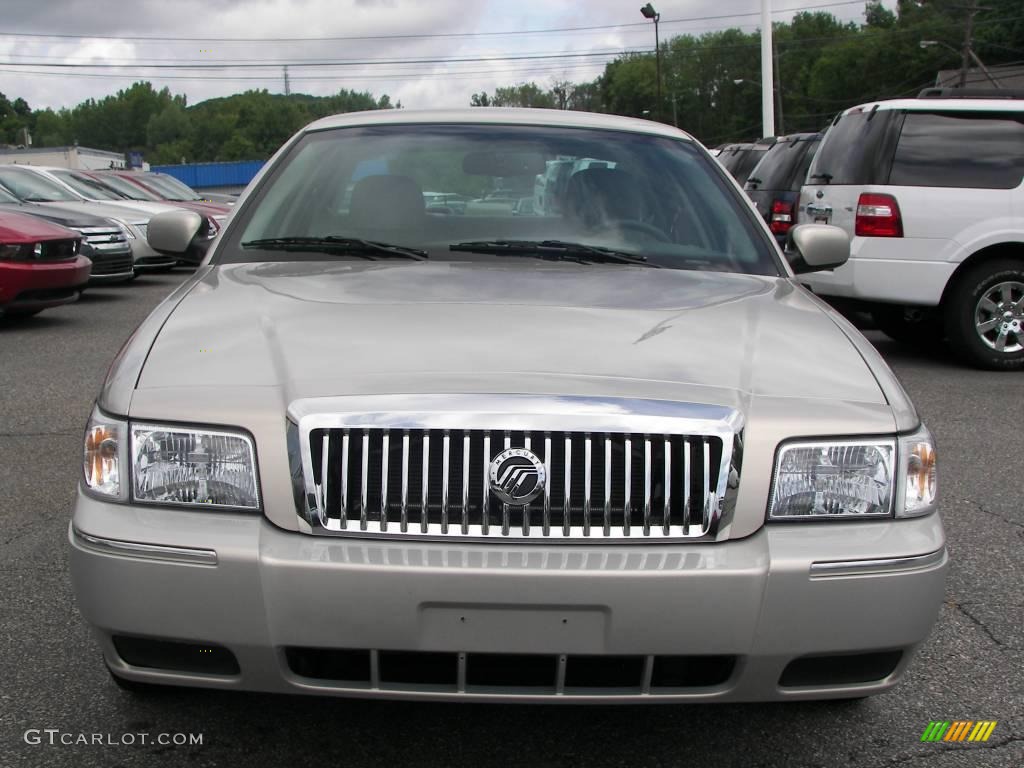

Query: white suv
[{"left": 799, "top": 90, "right": 1024, "bottom": 369}]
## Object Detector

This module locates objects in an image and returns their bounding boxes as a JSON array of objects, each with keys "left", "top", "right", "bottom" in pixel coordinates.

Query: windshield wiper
[
  {"left": 810, "top": 172, "right": 833, "bottom": 184},
  {"left": 746, "top": 176, "right": 762, "bottom": 188},
  {"left": 449, "top": 239, "right": 655, "bottom": 267},
  {"left": 241, "top": 236, "right": 428, "bottom": 260}
]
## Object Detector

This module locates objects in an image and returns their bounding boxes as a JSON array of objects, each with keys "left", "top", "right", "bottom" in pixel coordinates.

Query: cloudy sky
[{"left": 0, "top": 0, "right": 875, "bottom": 111}]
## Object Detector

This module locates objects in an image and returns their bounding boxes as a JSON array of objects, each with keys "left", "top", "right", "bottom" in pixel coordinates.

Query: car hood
[
  {"left": 136, "top": 260, "right": 885, "bottom": 406},
  {"left": 33, "top": 200, "right": 175, "bottom": 224},
  {"left": 0, "top": 202, "right": 110, "bottom": 230}
]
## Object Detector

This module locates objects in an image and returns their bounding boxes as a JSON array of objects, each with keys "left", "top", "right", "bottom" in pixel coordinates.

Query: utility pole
[
  {"left": 773, "top": 44, "right": 784, "bottom": 135},
  {"left": 760, "top": 0, "right": 775, "bottom": 137},
  {"left": 284, "top": 65, "right": 291, "bottom": 96},
  {"left": 959, "top": 1, "right": 981, "bottom": 88}
]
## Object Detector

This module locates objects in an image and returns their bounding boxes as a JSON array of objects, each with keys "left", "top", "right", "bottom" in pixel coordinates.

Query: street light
[{"left": 640, "top": 3, "right": 662, "bottom": 119}]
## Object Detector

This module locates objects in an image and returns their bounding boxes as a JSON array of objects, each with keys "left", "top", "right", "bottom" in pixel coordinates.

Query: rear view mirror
[
  {"left": 147, "top": 210, "right": 203, "bottom": 256},
  {"left": 462, "top": 151, "right": 546, "bottom": 177},
  {"left": 786, "top": 224, "right": 850, "bottom": 274}
]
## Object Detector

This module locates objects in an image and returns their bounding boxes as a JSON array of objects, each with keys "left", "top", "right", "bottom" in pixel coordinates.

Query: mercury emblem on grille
[{"left": 488, "top": 448, "right": 546, "bottom": 505}]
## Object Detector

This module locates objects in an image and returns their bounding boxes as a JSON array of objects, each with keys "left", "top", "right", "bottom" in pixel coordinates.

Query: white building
[{"left": 0, "top": 145, "right": 126, "bottom": 170}]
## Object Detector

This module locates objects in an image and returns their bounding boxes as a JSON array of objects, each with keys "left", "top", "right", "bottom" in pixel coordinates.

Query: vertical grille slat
[
  {"left": 643, "top": 437, "right": 652, "bottom": 535},
  {"left": 441, "top": 432, "right": 451, "bottom": 534},
  {"left": 624, "top": 437, "right": 632, "bottom": 535},
  {"left": 421, "top": 434, "right": 430, "bottom": 534},
  {"left": 360, "top": 431, "right": 369, "bottom": 530},
  {"left": 461, "top": 434, "right": 470, "bottom": 535},
  {"left": 400, "top": 432, "right": 410, "bottom": 532},
  {"left": 340, "top": 431, "right": 350, "bottom": 529},
  {"left": 380, "top": 432, "right": 390, "bottom": 531},
  {"left": 663, "top": 438, "right": 671, "bottom": 535},
  {"left": 307, "top": 425, "right": 732, "bottom": 540}
]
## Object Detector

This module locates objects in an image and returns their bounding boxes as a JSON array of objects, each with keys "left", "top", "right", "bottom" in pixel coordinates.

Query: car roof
[
  {"left": 840, "top": 98, "right": 1021, "bottom": 116},
  {"left": 303, "top": 108, "right": 697, "bottom": 143}
]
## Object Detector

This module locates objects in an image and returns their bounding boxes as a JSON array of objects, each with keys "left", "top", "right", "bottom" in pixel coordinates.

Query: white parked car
[{"left": 800, "top": 90, "right": 1024, "bottom": 369}]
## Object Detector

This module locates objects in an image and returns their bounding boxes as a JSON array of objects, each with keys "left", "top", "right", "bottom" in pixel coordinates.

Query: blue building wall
[{"left": 149, "top": 160, "right": 264, "bottom": 190}]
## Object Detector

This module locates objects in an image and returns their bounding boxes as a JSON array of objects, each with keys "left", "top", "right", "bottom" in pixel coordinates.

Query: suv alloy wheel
[{"left": 945, "top": 258, "right": 1024, "bottom": 370}]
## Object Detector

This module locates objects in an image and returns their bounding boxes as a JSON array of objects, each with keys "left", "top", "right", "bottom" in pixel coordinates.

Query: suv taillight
[
  {"left": 769, "top": 199, "right": 794, "bottom": 235},
  {"left": 855, "top": 193, "right": 902, "bottom": 237}
]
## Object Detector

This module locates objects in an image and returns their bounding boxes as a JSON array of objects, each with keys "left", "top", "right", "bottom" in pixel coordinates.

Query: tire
[
  {"left": 944, "top": 258, "right": 1024, "bottom": 371},
  {"left": 871, "top": 305, "right": 943, "bottom": 347}
]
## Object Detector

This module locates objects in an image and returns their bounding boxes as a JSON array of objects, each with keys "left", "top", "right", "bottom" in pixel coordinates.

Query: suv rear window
[
  {"left": 889, "top": 111, "right": 1024, "bottom": 189},
  {"left": 745, "top": 138, "right": 818, "bottom": 192},
  {"left": 808, "top": 109, "right": 898, "bottom": 186}
]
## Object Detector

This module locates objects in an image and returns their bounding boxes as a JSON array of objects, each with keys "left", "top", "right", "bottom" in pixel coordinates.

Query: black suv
[
  {"left": 743, "top": 132, "right": 822, "bottom": 244},
  {"left": 716, "top": 138, "right": 777, "bottom": 185}
]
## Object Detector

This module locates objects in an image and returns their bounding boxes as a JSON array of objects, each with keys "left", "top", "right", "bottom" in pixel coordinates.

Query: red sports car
[{"left": 0, "top": 211, "right": 92, "bottom": 318}]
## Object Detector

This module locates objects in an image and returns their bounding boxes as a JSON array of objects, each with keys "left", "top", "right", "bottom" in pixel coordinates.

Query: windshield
[
  {"left": 94, "top": 174, "right": 159, "bottom": 201},
  {"left": 0, "top": 186, "right": 20, "bottom": 204},
  {"left": 146, "top": 174, "right": 202, "bottom": 200},
  {"left": 0, "top": 168, "right": 81, "bottom": 202},
  {"left": 226, "top": 124, "right": 779, "bottom": 275},
  {"left": 52, "top": 171, "right": 123, "bottom": 201}
]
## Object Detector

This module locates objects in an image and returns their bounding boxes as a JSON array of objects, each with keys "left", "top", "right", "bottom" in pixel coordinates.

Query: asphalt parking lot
[{"left": 0, "top": 272, "right": 1021, "bottom": 768}]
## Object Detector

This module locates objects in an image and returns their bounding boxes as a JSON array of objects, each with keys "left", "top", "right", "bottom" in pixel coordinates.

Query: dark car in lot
[
  {"left": 716, "top": 138, "right": 776, "bottom": 185},
  {"left": 0, "top": 210, "right": 91, "bottom": 318},
  {"left": 744, "top": 133, "right": 822, "bottom": 243},
  {"left": 0, "top": 185, "right": 134, "bottom": 284}
]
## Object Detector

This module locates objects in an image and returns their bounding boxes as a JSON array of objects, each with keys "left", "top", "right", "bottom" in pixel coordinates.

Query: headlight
[
  {"left": 109, "top": 218, "right": 135, "bottom": 239},
  {"left": 769, "top": 439, "right": 895, "bottom": 519},
  {"left": 82, "top": 411, "right": 128, "bottom": 500},
  {"left": 132, "top": 423, "right": 259, "bottom": 510},
  {"left": 769, "top": 428, "right": 937, "bottom": 521},
  {"left": 81, "top": 411, "right": 260, "bottom": 510}
]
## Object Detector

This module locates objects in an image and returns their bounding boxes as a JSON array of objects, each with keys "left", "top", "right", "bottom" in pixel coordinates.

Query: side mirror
[
  {"left": 147, "top": 210, "right": 204, "bottom": 256},
  {"left": 785, "top": 224, "right": 850, "bottom": 274}
]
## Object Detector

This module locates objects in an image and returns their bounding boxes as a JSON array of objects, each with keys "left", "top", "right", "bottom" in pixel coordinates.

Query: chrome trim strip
[
  {"left": 73, "top": 528, "right": 217, "bottom": 566},
  {"left": 809, "top": 549, "right": 946, "bottom": 578}
]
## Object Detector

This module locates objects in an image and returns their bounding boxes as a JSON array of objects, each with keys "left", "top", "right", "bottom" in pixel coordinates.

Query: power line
[{"left": 0, "top": 1, "right": 865, "bottom": 43}]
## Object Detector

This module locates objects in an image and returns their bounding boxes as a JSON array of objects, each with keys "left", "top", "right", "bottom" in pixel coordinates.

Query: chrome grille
[{"left": 290, "top": 395, "right": 742, "bottom": 542}]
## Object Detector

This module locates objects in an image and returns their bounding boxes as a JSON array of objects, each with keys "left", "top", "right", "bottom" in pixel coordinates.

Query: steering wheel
[{"left": 597, "top": 219, "right": 670, "bottom": 243}]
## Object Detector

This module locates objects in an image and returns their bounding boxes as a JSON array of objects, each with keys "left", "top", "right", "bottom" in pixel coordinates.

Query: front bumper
[
  {"left": 70, "top": 491, "right": 947, "bottom": 702},
  {"left": 0, "top": 256, "right": 91, "bottom": 313}
]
